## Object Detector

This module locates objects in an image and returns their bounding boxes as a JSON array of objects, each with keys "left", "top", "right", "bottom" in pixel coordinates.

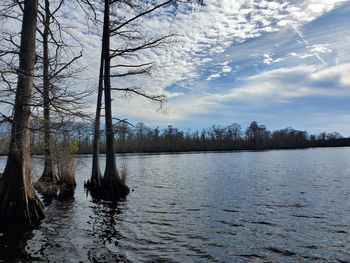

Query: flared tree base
[
  {"left": 57, "top": 180, "right": 76, "bottom": 200},
  {"left": 100, "top": 170, "right": 130, "bottom": 202},
  {"left": 35, "top": 179, "right": 59, "bottom": 198},
  {"left": 0, "top": 178, "right": 44, "bottom": 230},
  {"left": 85, "top": 175, "right": 129, "bottom": 202},
  {"left": 35, "top": 171, "right": 76, "bottom": 202},
  {"left": 84, "top": 168, "right": 103, "bottom": 199},
  {"left": 84, "top": 180, "right": 100, "bottom": 199}
]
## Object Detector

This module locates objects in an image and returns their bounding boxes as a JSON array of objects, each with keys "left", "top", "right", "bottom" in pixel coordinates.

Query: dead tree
[{"left": 0, "top": 0, "right": 44, "bottom": 227}]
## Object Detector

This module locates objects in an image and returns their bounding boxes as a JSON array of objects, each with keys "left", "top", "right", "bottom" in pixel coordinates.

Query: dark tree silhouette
[
  {"left": 100, "top": 0, "right": 130, "bottom": 201},
  {"left": 86, "top": 0, "right": 180, "bottom": 200},
  {"left": 0, "top": 0, "right": 44, "bottom": 227}
]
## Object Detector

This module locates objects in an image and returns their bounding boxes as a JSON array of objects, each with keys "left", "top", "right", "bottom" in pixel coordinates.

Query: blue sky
[
  {"left": 102, "top": 1, "right": 350, "bottom": 136},
  {"left": 1, "top": 0, "right": 350, "bottom": 135},
  {"left": 116, "top": 0, "right": 350, "bottom": 135}
]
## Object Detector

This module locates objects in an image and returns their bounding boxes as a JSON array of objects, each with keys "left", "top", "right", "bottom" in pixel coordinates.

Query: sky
[{"left": 2, "top": 0, "right": 350, "bottom": 135}]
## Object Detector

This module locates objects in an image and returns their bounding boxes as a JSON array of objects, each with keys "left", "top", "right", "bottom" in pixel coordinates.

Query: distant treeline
[{"left": 0, "top": 121, "right": 349, "bottom": 155}]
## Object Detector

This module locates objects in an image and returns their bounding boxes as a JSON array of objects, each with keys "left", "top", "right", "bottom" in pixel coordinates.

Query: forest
[{"left": 0, "top": 121, "right": 348, "bottom": 155}]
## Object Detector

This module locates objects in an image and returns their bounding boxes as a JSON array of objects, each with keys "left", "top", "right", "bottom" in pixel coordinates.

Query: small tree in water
[
  {"left": 35, "top": 122, "right": 79, "bottom": 201},
  {"left": 54, "top": 129, "right": 78, "bottom": 199},
  {"left": 31, "top": 0, "right": 86, "bottom": 199}
]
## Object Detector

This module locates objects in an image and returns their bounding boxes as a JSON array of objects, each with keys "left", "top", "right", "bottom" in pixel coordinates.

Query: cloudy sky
[
  {"left": 103, "top": 0, "right": 350, "bottom": 135},
  {"left": 3, "top": 0, "right": 350, "bottom": 135}
]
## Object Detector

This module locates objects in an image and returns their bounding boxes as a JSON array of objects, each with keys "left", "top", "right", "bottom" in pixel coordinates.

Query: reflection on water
[
  {"left": 1, "top": 148, "right": 350, "bottom": 262},
  {"left": 0, "top": 228, "right": 34, "bottom": 262},
  {"left": 87, "top": 200, "right": 129, "bottom": 262}
]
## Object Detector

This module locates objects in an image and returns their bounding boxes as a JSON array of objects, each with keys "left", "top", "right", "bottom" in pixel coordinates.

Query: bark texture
[
  {"left": 101, "top": 0, "right": 129, "bottom": 201},
  {"left": 0, "top": 0, "right": 44, "bottom": 227}
]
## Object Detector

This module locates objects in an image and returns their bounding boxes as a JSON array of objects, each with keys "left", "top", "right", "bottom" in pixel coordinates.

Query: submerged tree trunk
[
  {"left": 101, "top": 0, "right": 129, "bottom": 201},
  {"left": 89, "top": 36, "right": 105, "bottom": 193},
  {"left": 0, "top": 0, "right": 44, "bottom": 227},
  {"left": 38, "top": 0, "right": 58, "bottom": 185}
]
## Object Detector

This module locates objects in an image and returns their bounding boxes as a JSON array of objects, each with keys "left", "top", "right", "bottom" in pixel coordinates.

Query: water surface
[{"left": 1, "top": 148, "right": 350, "bottom": 262}]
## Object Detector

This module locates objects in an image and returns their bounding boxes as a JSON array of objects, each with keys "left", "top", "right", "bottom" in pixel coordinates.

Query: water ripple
[{"left": 1, "top": 149, "right": 350, "bottom": 262}]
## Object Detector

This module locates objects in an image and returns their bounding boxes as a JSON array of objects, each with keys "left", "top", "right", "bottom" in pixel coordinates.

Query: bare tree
[
  {"left": 1, "top": 0, "right": 88, "bottom": 201},
  {"left": 86, "top": 0, "right": 177, "bottom": 200},
  {"left": 37, "top": 0, "right": 57, "bottom": 184},
  {"left": 85, "top": 0, "right": 204, "bottom": 200},
  {"left": 100, "top": 0, "right": 130, "bottom": 200},
  {"left": 0, "top": 0, "right": 44, "bottom": 227},
  {"left": 34, "top": 0, "right": 86, "bottom": 198}
]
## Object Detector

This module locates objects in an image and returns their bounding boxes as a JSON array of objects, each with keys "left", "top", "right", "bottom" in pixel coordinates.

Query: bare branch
[
  {"left": 110, "top": 0, "right": 173, "bottom": 33},
  {"left": 111, "top": 86, "right": 166, "bottom": 106},
  {"left": 110, "top": 62, "right": 154, "bottom": 69},
  {"left": 49, "top": 51, "right": 83, "bottom": 80},
  {"left": 112, "top": 118, "right": 134, "bottom": 127},
  {"left": 110, "top": 34, "right": 174, "bottom": 58}
]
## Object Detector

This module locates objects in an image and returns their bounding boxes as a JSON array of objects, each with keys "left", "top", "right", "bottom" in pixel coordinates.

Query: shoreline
[{"left": 0, "top": 144, "right": 349, "bottom": 157}]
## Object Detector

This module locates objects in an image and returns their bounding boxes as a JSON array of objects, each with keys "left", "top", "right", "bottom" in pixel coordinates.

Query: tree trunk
[
  {"left": 38, "top": 0, "right": 58, "bottom": 184},
  {"left": 89, "top": 31, "right": 105, "bottom": 193},
  {"left": 0, "top": 0, "right": 44, "bottom": 227},
  {"left": 101, "top": 0, "right": 129, "bottom": 201}
]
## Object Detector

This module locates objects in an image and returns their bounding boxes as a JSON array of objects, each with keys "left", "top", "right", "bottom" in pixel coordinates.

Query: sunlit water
[{"left": 1, "top": 148, "right": 350, "bottom": 262}]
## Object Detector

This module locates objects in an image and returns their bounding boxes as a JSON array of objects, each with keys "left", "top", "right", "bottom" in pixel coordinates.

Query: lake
[{"left": 1, "top": 148, "right": 350, "bottom": 262}]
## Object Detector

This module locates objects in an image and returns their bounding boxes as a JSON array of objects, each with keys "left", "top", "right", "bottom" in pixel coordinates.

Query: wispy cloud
[
  {"left": 1, "top": 0, "right": 350, "bottom": 134},
  {"left": 113, "top": 62, "right": 350, "bottom": 124},
  {"left": 64, "top": 0, "right": 347, "bottom": 97}
]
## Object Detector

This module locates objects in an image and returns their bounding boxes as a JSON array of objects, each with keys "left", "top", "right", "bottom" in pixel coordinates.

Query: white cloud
[
  {"left": 263, "top": 54, "right": 273, "bottom": 65},
  {"left": 147, "top": 63, "right": 350, "bottom": 122},
  {"left": 1, "top": 0, "right": 350, "bottom": 127},
  {"left": 310, "top": 63, "right": 350, "bottom": 86},
  {"left": 206, "top": 72, "right": 221, "bottom": 81},
  {"left": 222, "top": 65, "right": 232, "bottom": 73},
  {"left": 310, "top": 44, "right": 332, "bottom": 54},
  {"left": 68, "top": 0, "right": 348, "bottom": 98}
]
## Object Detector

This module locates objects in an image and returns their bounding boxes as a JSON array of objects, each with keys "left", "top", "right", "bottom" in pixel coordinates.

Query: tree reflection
[
  {"left": 87, "top": 200, "right": 130, "bottom": 262},
  {"left": 0, "top": 224, "right": 36, "bottom": 261},
  {"left": 26, "top": 197, "right": 75, "bottom": 260}
]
